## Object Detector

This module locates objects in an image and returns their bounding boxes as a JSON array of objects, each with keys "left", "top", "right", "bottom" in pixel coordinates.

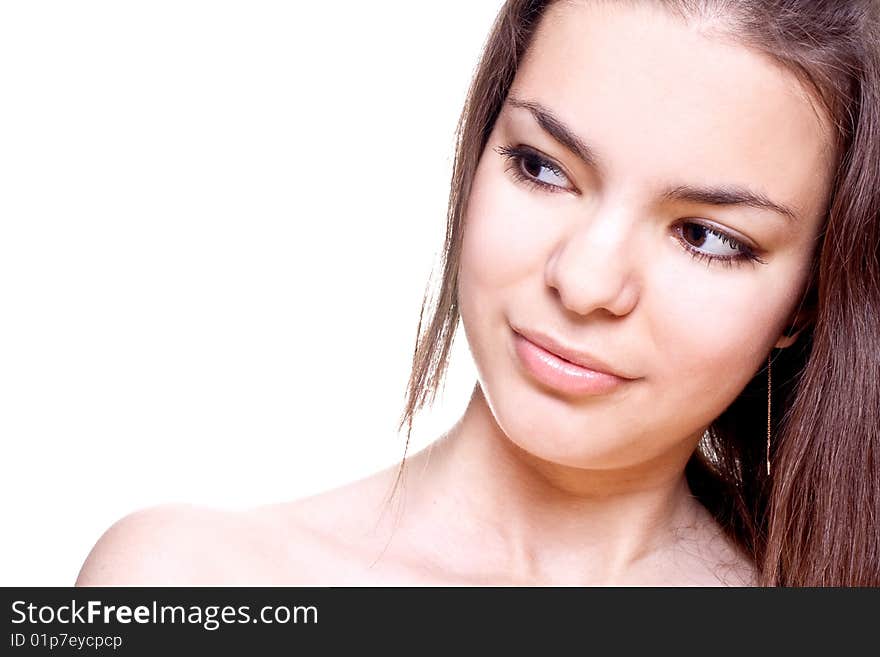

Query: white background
[{"left": 0, "top": 0, "right": 504, "bottom": 585}]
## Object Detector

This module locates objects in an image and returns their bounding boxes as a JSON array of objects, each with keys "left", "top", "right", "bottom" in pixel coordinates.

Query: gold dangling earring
[{"left": 766, "top": 353, "right": 772, "bottom": 476}]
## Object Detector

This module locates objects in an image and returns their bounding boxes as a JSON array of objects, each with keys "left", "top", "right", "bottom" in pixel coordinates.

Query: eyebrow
[
  {"left": 504, "top": 95, "right": 800, "bottom": 223},
  {"left": 661, "top": 184, "right": 799, "bottom": 222},
  {"left": 506, "top": 95, "right": 602, "bottom": 170}
]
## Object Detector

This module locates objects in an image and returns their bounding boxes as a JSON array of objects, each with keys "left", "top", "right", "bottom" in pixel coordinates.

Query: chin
[{"left": 486, "top": 388, "right": 636, "bottom": 470}]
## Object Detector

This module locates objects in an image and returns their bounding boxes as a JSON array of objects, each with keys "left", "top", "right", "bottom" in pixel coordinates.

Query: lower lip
[{"left": 512, "top": 331, "right": 630, "bottom": 396}]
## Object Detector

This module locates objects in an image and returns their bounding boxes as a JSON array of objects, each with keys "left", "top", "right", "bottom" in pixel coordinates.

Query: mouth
[{"left": 511, "top": 327, "right": 636, "bottom": 397}]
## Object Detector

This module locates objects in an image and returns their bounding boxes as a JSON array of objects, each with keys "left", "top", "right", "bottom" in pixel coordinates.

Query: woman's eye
[
  {"left": 494, "top": 144, "right": 574, "bottom": 193},
  {"left": 676, "top": 221, "right": 766, "bottom": 269},
  {"left": 681, "top": 222, "right": 742, "bottom": 257}
]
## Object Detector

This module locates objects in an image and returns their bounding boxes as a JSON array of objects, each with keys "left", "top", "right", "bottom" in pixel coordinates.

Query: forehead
[{"left": 508, "top": 0, "right": 834, "bottom": 226}]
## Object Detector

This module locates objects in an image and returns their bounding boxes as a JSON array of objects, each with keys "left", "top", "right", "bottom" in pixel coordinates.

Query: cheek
[
  {"left": 459, "top": 162, "right": 555, "bottom": 290},
  {"left": 646, "top": 263, "right": 794, "bottom": 418},
  {"left": 457, "top": 163, "right": 552, "bottom": 413},
  {"left": 457, "top": 170, "right": 508, "bottom": 376}
]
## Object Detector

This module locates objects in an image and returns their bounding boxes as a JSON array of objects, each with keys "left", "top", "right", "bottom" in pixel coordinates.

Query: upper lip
[{"left": 513, "top": 326, "right": 638, "bottom": 380}]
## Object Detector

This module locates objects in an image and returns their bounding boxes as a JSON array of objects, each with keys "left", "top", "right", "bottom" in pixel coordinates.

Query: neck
[{"left": 395, "top": 383, "right": 710, "bottom": 585}]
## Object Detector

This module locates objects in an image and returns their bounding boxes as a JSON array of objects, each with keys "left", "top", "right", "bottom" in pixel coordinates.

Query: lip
[{"left": 511, "top": 327, "right": 637, "bottom": 397}]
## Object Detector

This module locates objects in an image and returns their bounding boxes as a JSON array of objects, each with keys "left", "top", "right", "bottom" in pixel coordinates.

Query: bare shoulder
[
  {"left": 75, "top": 503, "right": 264, "bottom": 586},
  {"left": 75, "top": 466, "right": 412, "bottom": 586},
  {"left": 242, "top": 468, "right": 443, "bottom": 585},
  {"left": 248, "top": 468, "right": 405, "bottom": 561}
]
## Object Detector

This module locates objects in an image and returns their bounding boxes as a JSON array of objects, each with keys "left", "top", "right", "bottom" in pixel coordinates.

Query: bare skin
[
  {"left": 76, "top": 384, "right": 757, "bottom": 587},
  {"left": 77, "top": 0, "right": 833, "bottom": 588}
]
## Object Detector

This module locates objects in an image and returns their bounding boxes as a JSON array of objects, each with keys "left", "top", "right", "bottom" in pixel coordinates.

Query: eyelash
[{"left": 494, "top": 143, "right": 767, "bottom": 269}]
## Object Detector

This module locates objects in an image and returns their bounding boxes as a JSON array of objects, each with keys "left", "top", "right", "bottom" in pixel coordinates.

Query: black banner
[{"left": 2, "top": 587, "right": 876, "bottom": 654}]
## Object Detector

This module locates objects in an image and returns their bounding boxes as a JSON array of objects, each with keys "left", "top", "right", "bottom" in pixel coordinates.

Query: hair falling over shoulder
[{"left": 394, "top": 0, "right": 880, "bottom": 586}]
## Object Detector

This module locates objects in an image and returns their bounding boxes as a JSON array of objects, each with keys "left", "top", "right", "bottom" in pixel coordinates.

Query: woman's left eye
[
  {"left": 675, "top": 221, "right": 766, "bottom": 269},
  {"left": 495, "top": 144, "right": 574, "bottom": 193}
]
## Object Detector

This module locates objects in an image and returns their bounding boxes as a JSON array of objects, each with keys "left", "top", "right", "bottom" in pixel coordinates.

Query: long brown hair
[{"left": 392, "top": 0, "right": 880, "bottom": 586}]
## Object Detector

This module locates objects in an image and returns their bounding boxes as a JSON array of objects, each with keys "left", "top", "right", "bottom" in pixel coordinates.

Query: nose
[{"left": 544, "top": 209, "right": 641, "bottom": 318}]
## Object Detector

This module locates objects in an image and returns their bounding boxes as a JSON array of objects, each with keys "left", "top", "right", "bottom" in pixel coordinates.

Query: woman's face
[{"left": 457, "top": 1, "right": 833, "bottom": 470}]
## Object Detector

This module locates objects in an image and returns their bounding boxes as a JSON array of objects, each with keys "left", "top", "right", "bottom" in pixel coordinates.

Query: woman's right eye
[{"left": 494, "top": 144, "right": 575, "bottom": 193}]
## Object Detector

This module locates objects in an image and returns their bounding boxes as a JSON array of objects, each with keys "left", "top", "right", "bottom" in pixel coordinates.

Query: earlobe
[
  {"left": 774, "top": 327, "right": 801, "bottom": 349},
  {"left": 774, "top": 303, "right": 817, "bottom": 349}
]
